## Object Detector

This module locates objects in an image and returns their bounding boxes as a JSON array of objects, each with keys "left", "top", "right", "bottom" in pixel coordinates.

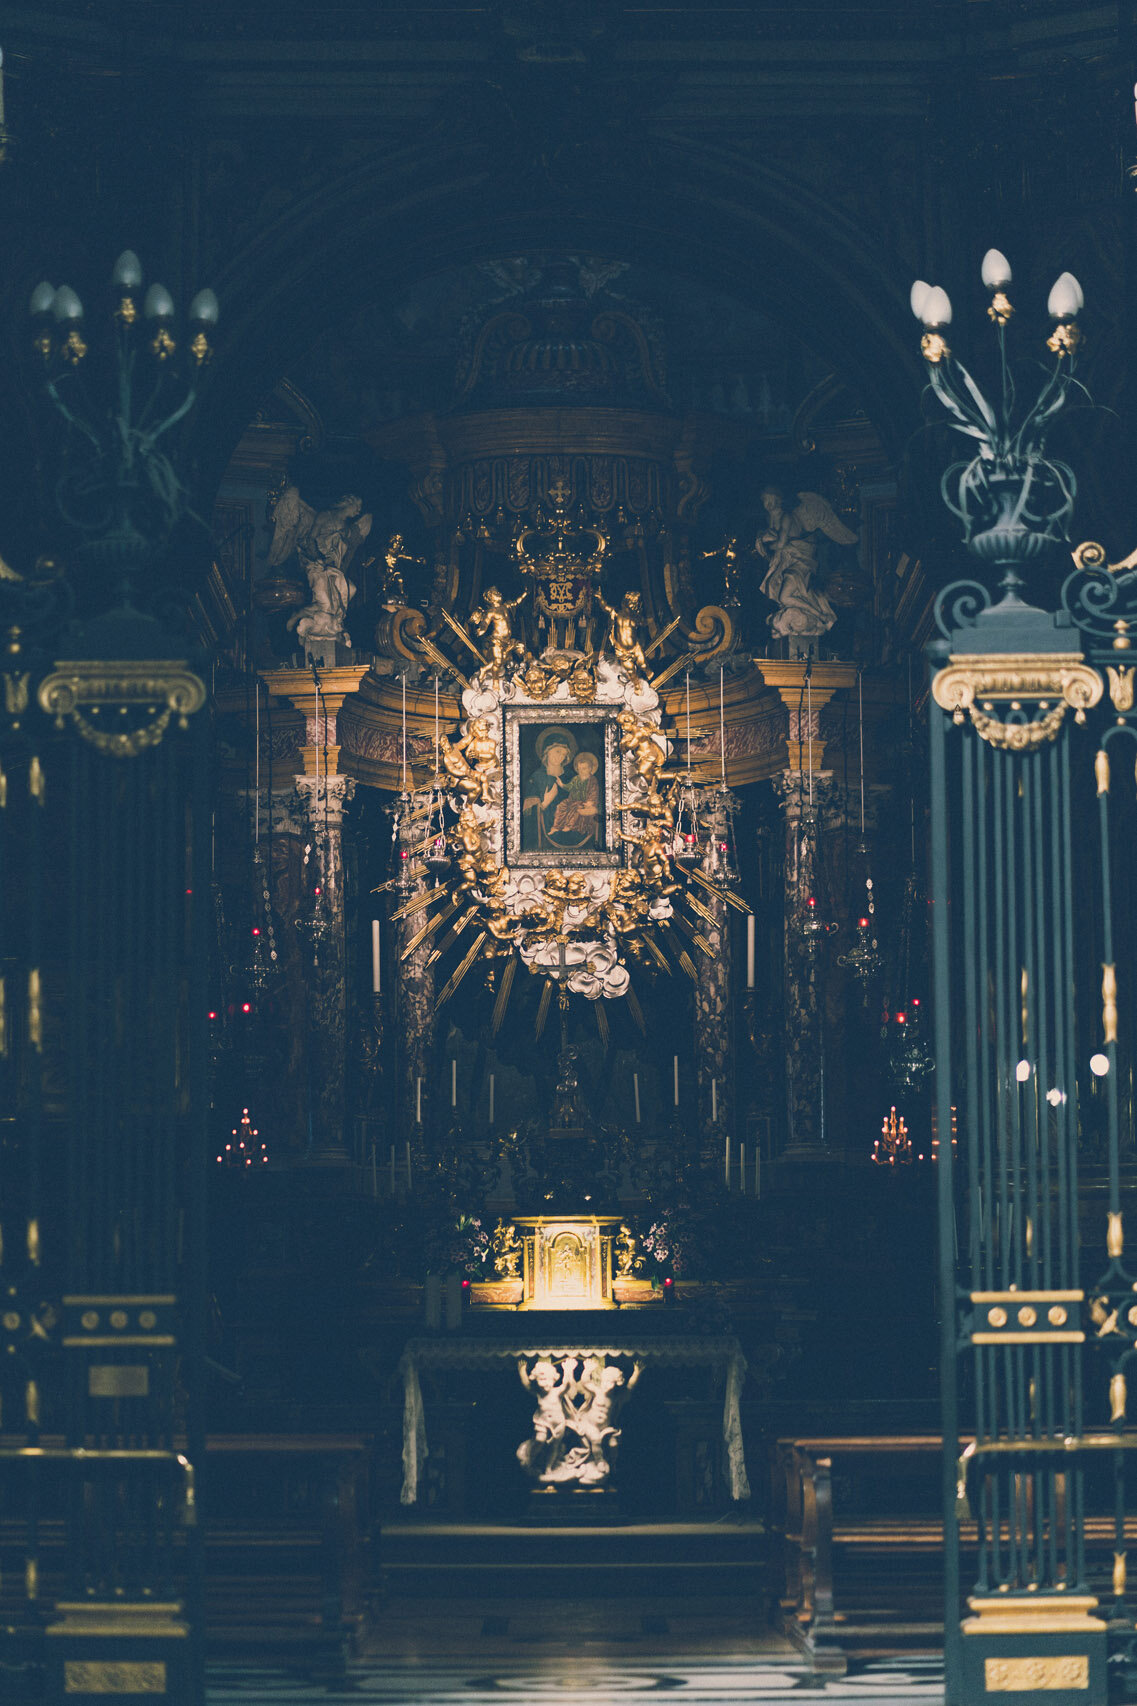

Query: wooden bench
[
  {"left": 772, "top": 1435, "right": 973, "bottom": 1672},
  {"left": 773, "top": 1435, "right": 1137, "bottom": 1673},
  {"left": 0, "top": 1433, "right": 373, "bottom": 1671}
]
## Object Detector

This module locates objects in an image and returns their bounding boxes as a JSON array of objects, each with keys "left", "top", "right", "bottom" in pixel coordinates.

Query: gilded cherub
[
  {"left": 438, "top": 716, "right": 499, "bottom": 804},
  {"left": 597, "top": 588, "right": 648, "bottom": 683},
  {"left": 616, "top": 708, "right": 667, "bottom": 789},
  {"left": 519, "top": 658, "right": 558, "bottom": 701},
  {"left": 470, "top": 586, "right": 528, "bottom": 681}
]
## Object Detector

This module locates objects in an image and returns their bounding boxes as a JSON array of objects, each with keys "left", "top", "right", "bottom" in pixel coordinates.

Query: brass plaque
[
  {"left": 89, "top": 1366, "right": 149, "bottom": 1398},
  {"left": 985, "top": 1655, "right": 1089, "bottom": 1691},
  {"left": 64, "top": 1660, "right": 166, "bottom": 1693}
]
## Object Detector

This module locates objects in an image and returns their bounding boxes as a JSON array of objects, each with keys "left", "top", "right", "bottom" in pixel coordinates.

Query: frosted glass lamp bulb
[
  {"left": 981, "top": 249, "right": 1012, "bottom": 289},
  {"left": 920, "top": 286, "right": 952, "bottom": 328},
  {"left": 1047, "top": 272, "right": 1084, "bottom": 318},
  {"left": 910, "top": 279, "right": 932, "bottom": 320}
]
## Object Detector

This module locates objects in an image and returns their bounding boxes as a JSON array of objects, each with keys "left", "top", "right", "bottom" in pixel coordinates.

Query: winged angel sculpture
[
  {"left": 268, "top": 486, "right": 373, "bottom": 657},
  {"left": 755, "top": 488, "right": 858, "bottom": 655}
]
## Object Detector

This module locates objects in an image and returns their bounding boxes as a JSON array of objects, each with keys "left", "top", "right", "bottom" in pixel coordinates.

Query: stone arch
[{"left": 194, "top": 132, "right": 924, "bottom": 496}]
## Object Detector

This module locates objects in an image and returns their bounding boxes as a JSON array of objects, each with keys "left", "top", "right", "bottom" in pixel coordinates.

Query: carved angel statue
[
  {"left": 268, "top": 486, "right": 373, "bottom": 652},
  {"left": 754, "top": 489, "right": 857, "bottom": 655}
]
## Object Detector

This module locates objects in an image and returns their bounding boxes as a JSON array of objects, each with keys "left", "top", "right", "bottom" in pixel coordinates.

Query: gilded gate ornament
[
  {"left": 930, "top": 652, "right": 1103, "bottom": 749},
  {"left": 38, "top": 661, "right": 206, "bottom": 758}
]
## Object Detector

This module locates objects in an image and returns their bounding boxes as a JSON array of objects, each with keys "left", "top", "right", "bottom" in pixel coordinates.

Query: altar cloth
[{"left": 396, "top": 1333, "right": 751, "bottom": 1505}]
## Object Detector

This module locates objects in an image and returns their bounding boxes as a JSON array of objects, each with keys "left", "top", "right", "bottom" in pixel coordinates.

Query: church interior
[{"left": 1, "top": 6, "right": 1135, "bottom": 1704}]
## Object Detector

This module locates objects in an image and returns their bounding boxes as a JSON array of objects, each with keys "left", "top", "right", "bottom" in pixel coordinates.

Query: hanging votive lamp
[
  {"left": 838, "top": 878, "right": 883, "bottom": 984},
  {"left": 887, "top": 996, "right": 935, "bottom": 1090},
  {"left": 798, "top": 893, "right": 837, "bottom": 951}
]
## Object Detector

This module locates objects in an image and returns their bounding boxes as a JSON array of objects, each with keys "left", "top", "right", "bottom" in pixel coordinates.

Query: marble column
[
  {"left": 695, "top": 794, "right": 732, "bottom": 1171},
  {"left": 294, "top": 773, "right": 356, "bottom": 1162},
  {"left": 773, "top": 771, "right": 845, "bottom": 1154}
]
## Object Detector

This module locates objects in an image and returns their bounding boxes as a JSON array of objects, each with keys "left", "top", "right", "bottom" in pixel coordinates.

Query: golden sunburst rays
[
  {"left": 650, "top": 650, "right": 700, "bottom": 692},
  {"left": 401, "top": 895, "right": 463, "bottom": 960},
  {"left": 594, "top": 999, "right": 610, "bottom": 1051},
  {"left": 644, "top": 613, "right": 683, "bottom": 658},
  {"left": 427, "top": 904, "right": 480, "bottom": 967},
  {"left": 391, "top": 884, "right": 449, "bottom": 923},
  {"left": 535, "top": 978, "right": 554, "bottom": 1040},
  {"left": 491, "top": 956, "right": 518, "bottom": 1038},
  {"left": 624, "top": 983, "right": 646, "bottom": 1035},
  {"left": 688, "top": 865, "right": 750, "bottom": 914},
  {"left": 435, "top": 930, "right": 489, "bottom": 1009},
  {"left": 417, "top": 631, "right": 471, "bottom": 691}
]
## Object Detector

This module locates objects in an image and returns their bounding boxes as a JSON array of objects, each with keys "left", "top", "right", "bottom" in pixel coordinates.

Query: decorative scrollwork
[
  {"left": 38, "top": 661, "right": 206, "bottom": 758},
  {"left": 933, "top": 579, "right": 993, "bottom": 641}
]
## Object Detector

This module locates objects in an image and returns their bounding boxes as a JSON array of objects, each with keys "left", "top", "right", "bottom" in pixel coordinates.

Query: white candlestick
[
  {"left": 673, "top": 1056, "right": 679, "bottom": 1107},
  {"left": 405, "top": 1140, "right": 412, "bottom": 1191},
  {"left": 746, "top": 915, "right": 755, "bottom": 989},
  {"left": 724, "top": 1131, "right": 730, "bottom": 1189},
  {"left": 489, "top": 1074, "right": 495, "bottom": 1125},
  {"left": 712, "top": 1078, "right": 718, "bottom": 1122},
  {"left": 740, "top": 1141, "right": 746, "bottom": 1195},
  {"left": 389, "top": 1144, "right": 396, "bottom": 1194},
  {"left": 451, "top": 1058, "right": 457, "bottom": 1107},
  {"left": 415, "top": 1077, "right": 422, "bottom": 1125},
  {"left": 371, "top": 918, "right": 381, "bottom": 994},
  {"left": 633, "top": 1072, "right": 641, "bottom": 1124}
]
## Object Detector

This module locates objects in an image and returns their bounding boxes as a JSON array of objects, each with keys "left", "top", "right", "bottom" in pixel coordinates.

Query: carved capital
[
  {"left": 931, "top": 651, "right": 1102, "bottom": 748},
  {"left": 294, "top": 774, "right": 356, "bottom": 828}
]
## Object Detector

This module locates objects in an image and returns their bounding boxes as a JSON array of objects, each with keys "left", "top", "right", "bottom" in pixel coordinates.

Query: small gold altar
[{"left": 472, "top": 1216, "right": 624, "bottom": 1311}]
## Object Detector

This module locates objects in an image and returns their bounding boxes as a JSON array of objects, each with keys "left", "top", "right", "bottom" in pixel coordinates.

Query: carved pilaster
[
  {"left": 774, "top": 772, "right": 845, "bottom": 1154},
  {"left": 695, "top": 796, "right": 732, "bottom": 1165},
  {"left": 294, "top": 774, "right": 356, "bottom": 1161}
]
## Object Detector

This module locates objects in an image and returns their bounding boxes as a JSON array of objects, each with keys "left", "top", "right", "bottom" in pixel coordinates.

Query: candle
[
  {"left": 724, "top": 1132, "right": 730, "bottom": 1189},
  {"left": 389, "top": 1144, "right": 396, "bottom": 1194},
  {"left": 740, "top": 1142, "right": 747, "bottom": 1194},
  {"left": 746, "top": 915, "right": 755, "bottom": 989},
  {"left": 405, "top": 1141, "right": 412, "bottom": 1191},
  {"left": 489, "top": 1074, "right": 495, "bottom": 1125},
  {"left": 633, "top": 1072, "right": 641, "bottom": 1124},
  {"left": 371, "top": 919, "right": 381, "bottom": 994},
  {"left": 673, "top": 1056, "right": 679, "bottom": 1107},
  {"left": 415, "top": 1076, "right": 422, "bottom": 1124},
  {"left": 712, "top": 1078, "right": 718, "bottom": 1123},
  {"left": 451, "top": 1058, "right": 457, "bottom": 1107}
]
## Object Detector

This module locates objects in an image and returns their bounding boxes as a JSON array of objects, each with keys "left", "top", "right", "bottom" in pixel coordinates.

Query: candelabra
[
  {"left": 30, "top": 251, "right": 219, "bottom": 601},
  {"left": 912, "top": 250, "right": 1085, "bottom": 602},
  {"left": 873, "top": 1106, "right": 912, "bottom": 1167}
]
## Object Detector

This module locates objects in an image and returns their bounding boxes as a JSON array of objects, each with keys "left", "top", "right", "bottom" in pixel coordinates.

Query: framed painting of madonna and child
[{"left": 504, "top": 706, "right": 624, "bottom": 869}]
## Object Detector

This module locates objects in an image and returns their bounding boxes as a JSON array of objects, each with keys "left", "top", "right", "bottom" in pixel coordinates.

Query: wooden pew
[
  {"left": 773, "top": 1435, "right": 1137, "bottom": 1673},
  {"left": 772, "top": 1435, "right": 973, "bottom": 1672}
]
